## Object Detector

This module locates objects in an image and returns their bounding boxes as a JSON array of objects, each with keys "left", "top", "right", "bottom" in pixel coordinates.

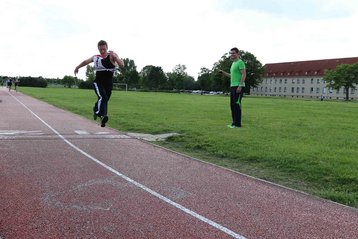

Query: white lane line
[
  {"left": 0, "top": 130, "right": 43, "bottom": 135},
  {"left": 94, "top": 132, "right": 110, "bottom": 135},
  {"left": 74, "top": 130, "right": 90, "bottom": 135},
  {"left": 10, "top": 93, "right": 246, "bottom": 239}
]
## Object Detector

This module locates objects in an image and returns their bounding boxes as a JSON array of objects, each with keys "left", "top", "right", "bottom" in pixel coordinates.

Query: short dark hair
[
  {"left": 230, "top": 47, "right": 239, "bottom": 53},
  {"left": 98, "top": 40, "right": 108, "bottom": 47}
]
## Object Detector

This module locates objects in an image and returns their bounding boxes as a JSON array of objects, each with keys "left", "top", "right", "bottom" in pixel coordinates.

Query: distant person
[
  {"left": 14, "top": 79, "right": 20, "bottom": 92},
  {"left": 219, "top": 47, "right": 246, "bottom": 128},
  {"left": 74, "top": 40, "right": 124, "bottom": 127},
  {"left": 6, "top": 78, "right": 13, "bottom": 92}
]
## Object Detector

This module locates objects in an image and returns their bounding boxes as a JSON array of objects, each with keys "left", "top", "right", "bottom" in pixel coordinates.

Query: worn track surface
[{"left": 1, "top": 88, "right": 357, "bottom": 239}]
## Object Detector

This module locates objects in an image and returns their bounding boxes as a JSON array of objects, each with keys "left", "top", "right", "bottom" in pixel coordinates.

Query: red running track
[{"left": 0, "top": 87, "right": 357, "bottom": 239}]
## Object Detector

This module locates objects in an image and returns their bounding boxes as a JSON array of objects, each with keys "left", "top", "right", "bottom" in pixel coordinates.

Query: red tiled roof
[{"left": 264, "top": 57, "right": 358, "bottom": 77}]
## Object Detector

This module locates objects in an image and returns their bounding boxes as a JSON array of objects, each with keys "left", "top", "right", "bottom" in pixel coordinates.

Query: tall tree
[
  {"left": 167, "top": 64, "right": 189, "bottom": 90},
  {"left": 324, "top": 62, "right": 358, "bottom": 101},
  {"left": 85, "top": 65, "right": 95, "bottom": 82},
  {"left": 114, "top": 58, "right": 139, "bottom": 88},
  {"left": 211, "top": 56, "right": 231, "bottom": 92},
  {"left": 240, "top": 50, "right": 265, "bottom": 93},
  {"left": 140, "top": 65, "right": 168, "bottom": 90},
  {"left": 62, "top": 75, "right": 76, "bottom": 88},
  {"left": 197, "top": 68, "right": 212, "bottom": 91}
]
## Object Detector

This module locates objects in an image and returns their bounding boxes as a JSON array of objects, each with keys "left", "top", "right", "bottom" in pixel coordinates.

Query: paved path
[{"left": 0, "top": 87, "right": 357, "bottom": 239}]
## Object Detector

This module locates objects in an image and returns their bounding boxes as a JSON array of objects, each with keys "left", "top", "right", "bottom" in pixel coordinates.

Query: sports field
[{"left": 19, "top": 87, "right": 358, "bottom": 208}]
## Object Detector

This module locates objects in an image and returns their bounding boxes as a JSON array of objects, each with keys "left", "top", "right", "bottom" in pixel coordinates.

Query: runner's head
[{"left": 98, "top": 40, "right": 108, "bottom": 56}]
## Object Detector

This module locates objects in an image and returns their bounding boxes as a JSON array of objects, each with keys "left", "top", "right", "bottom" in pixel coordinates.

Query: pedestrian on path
[
  {"left": 6, "top": 78, "right": 13, "bottom": 92},
  {"left": 74, "top": 40, "right": 124, "bottom": 127},
  {"left": 14, "top": 78, "right": 20, "bottom": 92},
  {"left": 219, "top": 47, "right": 246, "bottom": 128}
]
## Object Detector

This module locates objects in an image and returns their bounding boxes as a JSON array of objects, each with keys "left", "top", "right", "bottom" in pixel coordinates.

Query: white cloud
[{"left": 1, "top": 0, "right": 358, "bottom": 80}]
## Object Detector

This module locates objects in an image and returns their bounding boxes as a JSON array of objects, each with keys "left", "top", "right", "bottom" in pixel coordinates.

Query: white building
[{"left": 251, "top": 57, "right": 358, "bottom": 100}]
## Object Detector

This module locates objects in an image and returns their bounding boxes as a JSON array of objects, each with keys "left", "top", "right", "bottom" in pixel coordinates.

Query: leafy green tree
[
  {"left": 17, "top": 76, "right": 47, "bottom": 88},
  {"left": 197, "top": 67, "right": 212, "bottom": 91},
  {"left": 62, "top": 75, "right": 76, "bottom": 88},
  {"left": 86, "top": 65, "right": 95, "bottom": 82},
  {"left": 241, "top": 51, "right": 265, "bottom": 93},
  {"left": 183, "top": 75, "right": 197, "bottom": 90},
  {"left": 324, "top": 62, "right": 358, "bottom": 101},
  {"left": 114, "top": 58, "right": 139, "bottom": 89},
  {"left": 167, "top": 64, "right": 188, "bottom": 90},
  {"left": 211, "top": 57, "right": 230, "bottom": 92},
  {"left": 77, "top": 65, "right": 95, "bottom": 89},
  {"left": 140, "top": 65, "right": 168, "bottom": 90}
]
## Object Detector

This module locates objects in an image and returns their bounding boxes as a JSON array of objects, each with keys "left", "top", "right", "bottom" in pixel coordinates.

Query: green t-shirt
[{"left": 230, "top": 59, "right": 246, "bottom": 87}]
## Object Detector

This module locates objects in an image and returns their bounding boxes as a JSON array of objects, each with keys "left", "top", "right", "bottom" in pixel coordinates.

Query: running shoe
[{"left": 101, "top": 116, "right": 108, "bottom": 127}]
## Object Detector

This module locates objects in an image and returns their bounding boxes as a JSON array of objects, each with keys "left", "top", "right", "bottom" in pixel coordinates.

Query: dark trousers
[
  {"left": 230, "top": 86, "right": 244, "bottom": 127},
  {"left": 93, "top": 82, "right": 112, "bottom": 117}
]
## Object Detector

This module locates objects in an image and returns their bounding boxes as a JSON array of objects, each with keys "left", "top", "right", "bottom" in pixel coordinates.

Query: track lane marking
[{"left": 10, "top": 92, "right": 246, "bottom": 239}]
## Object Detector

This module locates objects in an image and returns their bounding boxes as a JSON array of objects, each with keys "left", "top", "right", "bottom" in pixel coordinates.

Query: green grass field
[{"left": 19, "top": 87, "right": 358, "bottom": 207}]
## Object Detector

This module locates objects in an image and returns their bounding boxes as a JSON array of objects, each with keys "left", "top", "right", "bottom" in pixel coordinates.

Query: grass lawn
[{"left": 19, "top": 87, "right": 358, "bottom": 208}]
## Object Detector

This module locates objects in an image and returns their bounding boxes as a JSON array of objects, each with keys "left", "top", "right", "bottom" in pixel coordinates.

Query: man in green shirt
[{"left": 219, "top": 47, "right": 246, "bottom": 128}]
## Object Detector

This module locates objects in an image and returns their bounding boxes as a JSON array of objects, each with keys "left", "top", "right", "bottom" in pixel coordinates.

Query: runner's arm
[{"left": 74, "top": 57, "right": 93, "bottom": 75}]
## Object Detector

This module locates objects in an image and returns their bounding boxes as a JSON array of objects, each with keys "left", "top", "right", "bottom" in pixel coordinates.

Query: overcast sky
[{"left": 1, "top": 0, "right": 358, "bottom": 80}]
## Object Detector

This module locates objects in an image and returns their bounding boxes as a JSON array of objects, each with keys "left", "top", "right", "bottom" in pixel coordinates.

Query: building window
[
  {"left": 317, "top": 79, "right": 320, "bottom": 84},
  {"left": 274, "top": 87, "right": 277, "bottom": 92},
  {"left": 351, "top": 88, "right": 355, "bottom": 94},
  {"left": 291, "top": 87, "right": 295, "bottom": 93},
  {"left": 279, "top": 87, "right": 282, "bottom": 93},
  {"left": 265, "top": 87, "right": 268, "bottom": 92},
  {"left": 302, "top": 87, "right": 305, "bottom": 93},
  {"left": 279, "top": 79, "right": 282, "bottom": 84},
  {"left": 296, "top": 87, "right": 300, "bottom": 93},
  {"left": 284, "top": 79, "right": 287, "bottom": 84},
  {"left": 310, "top": 87, "right": 314, "bottom": 93},
  {"left": 270, "top": 79, "right": 272, "bottom": 84},
  {"left": 292, "top": 79, "right": 295, "bottom": 84},
  {"left": 336, "top": 89, "right": 340, "bottom": 94},
  {"left": 275, "top": 79, "right": 277, "bottom": 84},
  {"left": 302, "top": 79, "right": 305, "bottom": 84},
  {"left": 297, "top": 79, "right": 300, "bottom": 84},
  {"left": 316, "top": 88, "right": 320, "bottom": 94},
  {"left": 311, "top": 78, "right": 314, "bottom": 84},
  {"left": 284, "top": 87, "right": 287, "bottom": 93}
]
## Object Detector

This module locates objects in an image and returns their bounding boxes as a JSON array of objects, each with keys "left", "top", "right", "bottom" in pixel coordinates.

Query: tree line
[
  {"left": 2, "top": 50, "right": 357, "bottom": 99},
  {"left": 71, "top": 49, "right": 264, "bottom": 93},
  {"left": 0, "top": 50, "right": 264, "bottom": 93}
]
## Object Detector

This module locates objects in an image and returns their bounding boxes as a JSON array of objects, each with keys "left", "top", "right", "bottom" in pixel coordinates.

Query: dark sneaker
[{"left": 101, "top": 116, "right": 108, "bottom": 127}]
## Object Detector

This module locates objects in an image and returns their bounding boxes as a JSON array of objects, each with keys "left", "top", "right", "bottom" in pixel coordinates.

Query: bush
[
  {"left": 18, "top": 77, "right": 47, "bottom": 88},
  {"left": 78, "top": 80, "right": 93, "bottom": 89}
]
